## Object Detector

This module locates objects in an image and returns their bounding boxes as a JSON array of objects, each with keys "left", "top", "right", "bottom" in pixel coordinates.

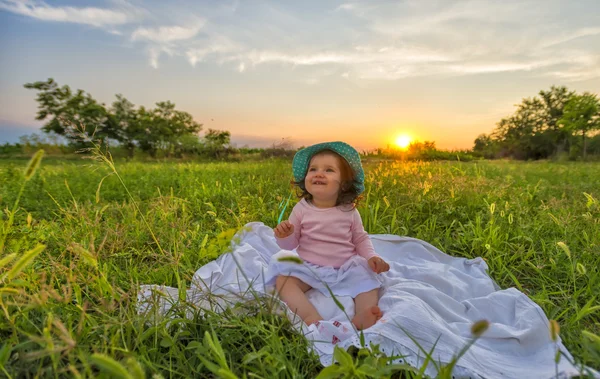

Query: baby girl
[{"left": 266, "top": 141, "right": 390, "bottom": 330}]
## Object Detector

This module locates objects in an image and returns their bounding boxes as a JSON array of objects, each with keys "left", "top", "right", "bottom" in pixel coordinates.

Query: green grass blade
[
  {"left": 2, "top": 244, "right": 45, "bottom": 282},
  {"left": 89, "top": 353, "right": 134, "bottom": 379}
]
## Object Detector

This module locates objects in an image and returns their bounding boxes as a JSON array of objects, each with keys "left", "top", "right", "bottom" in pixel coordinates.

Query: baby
[{"left": 267, "top": 141, "right": 390, "bottom": 330}]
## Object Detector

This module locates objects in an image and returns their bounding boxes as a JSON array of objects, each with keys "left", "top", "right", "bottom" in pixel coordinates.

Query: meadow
[{"left": 1, "top": 154, "right": 599, "bottom": 378}]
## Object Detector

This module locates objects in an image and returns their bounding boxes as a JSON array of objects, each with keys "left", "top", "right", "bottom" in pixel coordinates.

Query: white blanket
[{"left": 138, "top": 222, "right": 597, "bottom": 379}]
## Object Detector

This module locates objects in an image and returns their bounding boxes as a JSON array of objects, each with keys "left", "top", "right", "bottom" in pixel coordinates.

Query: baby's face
[{"left": 305, "top": 153, "right": 342, "bottom": 203}]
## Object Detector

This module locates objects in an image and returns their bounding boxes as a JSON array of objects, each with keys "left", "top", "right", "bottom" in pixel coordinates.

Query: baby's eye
[
  {"left": 326, "top": 168, "right": 335, "bottom": 172},
  {"left": 309, "top": 167, "right": 316, "bottom": 171}
]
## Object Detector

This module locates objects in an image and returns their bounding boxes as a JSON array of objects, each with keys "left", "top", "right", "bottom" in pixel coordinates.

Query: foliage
[
  {"left": 202, "top": 129, "right": 233, "bottom": 158},
  {"left": 0, "top": 143, "right": 22, "bottom": 156},
  {"left": 473, "top": 134, "right": 498, "bottom": 159},
  {"left": 259, "top": 138, "right": 297, "bottom": 158},
  {"left": 109, "top": 94, "right": 139, "bottom": 157},
  {"left": 368, "top": 141, "right": 477, "bottom": 162},
  {"left": 315, "top": 344, "right": 417, "bottom": 378},
  {"left": 24, "top": 79, "right": 202, "bottom": 157},
  {"left": 559, "top": 93, "right": 600, "bottom": 159},
  {"left": 474, "top": 86, "right": 600, "bottom": 160},
  {"left": 18, "top": 133, "right": 71, "bottom": 155},
  {"left": 24, "top": 79, "right": 114, "bottom": 147}
]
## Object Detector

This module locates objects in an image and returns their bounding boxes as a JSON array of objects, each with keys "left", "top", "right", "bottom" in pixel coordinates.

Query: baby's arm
[
  {"left": 352, "top": 210, "right": 390, "bottom": 273},
  {"left": 275, "top": 205, "right": 301, "bottom": 250},
  {"left": 351, "top": 209, "right": 378, "bottom": 261}
]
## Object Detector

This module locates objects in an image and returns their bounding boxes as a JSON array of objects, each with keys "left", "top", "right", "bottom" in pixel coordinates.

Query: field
[{"left": 1, "top": 155, "right": 599, "bottom": 377}]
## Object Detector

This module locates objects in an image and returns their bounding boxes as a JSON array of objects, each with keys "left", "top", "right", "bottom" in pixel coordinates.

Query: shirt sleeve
[
  {"left": 351, "top": 209, "right": 378, "bottom": 261},
  {"left": 275, "top": 203, "right": 301, "bottom": 250}
]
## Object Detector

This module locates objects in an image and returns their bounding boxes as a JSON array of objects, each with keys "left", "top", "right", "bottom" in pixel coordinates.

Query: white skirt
[{"left": 265, "top": 250, "right": 382, "bottom": 298}]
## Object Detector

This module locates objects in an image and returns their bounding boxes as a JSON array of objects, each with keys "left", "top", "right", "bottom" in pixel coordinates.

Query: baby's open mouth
[{"left": 312, "top": 181, "right": 327, "bottom": 185}]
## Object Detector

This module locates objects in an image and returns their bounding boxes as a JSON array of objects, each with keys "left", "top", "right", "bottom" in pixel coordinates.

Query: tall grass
[{"left": 0, "top": 156, "right": 599, "bottom": 377}]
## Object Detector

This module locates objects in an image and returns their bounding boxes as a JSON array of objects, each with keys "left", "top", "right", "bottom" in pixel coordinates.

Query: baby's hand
[
  {"left": 274, "top": 220, "right": 294, "bottom": 239},
  {"left": 368, "top": 257, "right": 390, "bottom": 274}
]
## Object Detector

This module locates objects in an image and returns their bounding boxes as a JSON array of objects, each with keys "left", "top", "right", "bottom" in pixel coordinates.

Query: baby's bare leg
[
  {"left": 275, "top": 275, "right": 323, "bottom": 325},
  {"left": 352, "top": 288, "right": 382, "bottom": 330}
]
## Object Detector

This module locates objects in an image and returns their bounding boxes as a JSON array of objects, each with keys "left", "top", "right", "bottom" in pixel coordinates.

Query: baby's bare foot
[
  {"left": 352, "top": 306, "right": 382, "bottom": 330},
  {"left": 304, "top": 315, "right": 323, "bottom": 326}
]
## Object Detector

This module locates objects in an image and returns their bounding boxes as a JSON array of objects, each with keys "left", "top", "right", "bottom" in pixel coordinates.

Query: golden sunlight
[{"left": 395, "top": 135, "right": 412, "bottom": 149}]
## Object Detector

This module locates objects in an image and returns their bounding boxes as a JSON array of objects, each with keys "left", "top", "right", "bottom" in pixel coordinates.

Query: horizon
[{"left": 1, "top": 0, "right": 599, "bottom": 151}]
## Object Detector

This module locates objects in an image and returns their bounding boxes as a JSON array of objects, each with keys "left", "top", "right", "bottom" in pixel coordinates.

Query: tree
[
  {"left": 147, "top": 101, "right": 202, "bottom": 157},
  {"left": 203, "top": 129, "right": 231, "bottom": 158},
  {"left": 538, "top": 86, "right": 576, "bottom": 154},
  {"left": 587, "top": 133, "right": 600, "bottom": 155},
  {"left": 25, "top": 79, "right": 208, "bottom": 158},
  {"left": 127, "top": 102, "right": 202, "bottom": 158},
  {"left": 473, "top": 134, "right": 498, "bottom": 159},
  {"left": 559, "top": 93, "right": 600, "bottom": 159},
  {"left": 487, "top": 86, "right": 577, "bottom": 160},
  {"left": 109, "top": 94, "right": 139, "bottom": 157},
  {"left": 174, "top": 133, "right": 203, "bottom": 157},
  {"left": 24, "top": 79, "right": 115, "bottom": 146},
  {"left": 492, "top": 98, "right": 547, "bottom": 159},
  {"left": 422, "top": 141, "right": 436, "bottom": 150}
]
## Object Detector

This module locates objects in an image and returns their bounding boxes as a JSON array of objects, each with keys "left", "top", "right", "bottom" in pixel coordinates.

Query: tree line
[
  {"left": 23, "top": 78, "right": 232, "bottom": 158},
  {"left": 473, "top": 86, "right": 600, "bottom": 160},
  {"left": 14, "top": 79, "right": 600, "bottom": 161}
]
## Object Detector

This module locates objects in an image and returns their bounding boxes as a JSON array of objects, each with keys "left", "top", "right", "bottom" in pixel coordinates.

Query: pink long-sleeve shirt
[{"left": 275, "top": 198, "right": 378, "bottom": 268}]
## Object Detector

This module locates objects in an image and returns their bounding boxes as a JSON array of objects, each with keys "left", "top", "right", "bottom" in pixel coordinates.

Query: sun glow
[{"left": 395, "top": 135, "right": 412, "bottom": 149}]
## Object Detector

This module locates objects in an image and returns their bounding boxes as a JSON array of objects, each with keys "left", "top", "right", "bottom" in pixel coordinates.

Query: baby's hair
[{"left": 291, "top": 149, "right": 362, "bottom": 208}]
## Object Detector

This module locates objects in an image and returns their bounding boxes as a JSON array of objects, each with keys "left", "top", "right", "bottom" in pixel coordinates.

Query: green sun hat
[{"left": 292, "top": 141, "right": 365, "bottom": 194}]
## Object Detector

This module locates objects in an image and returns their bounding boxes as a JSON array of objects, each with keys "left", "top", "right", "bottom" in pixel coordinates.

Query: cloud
[
  {"left": 148, "top": 47, "right": 161, "bottom": 69},
  {"left": 246, "top": 46, "right": 452, "bottom": 67},
  {"left": 185, "top": 36, "right": 241, "bottom": 67},
  {"left": 449, "top": 62, "right": 547, "bottom": 74},
  {"left": 132, "top": 22, "right": 204, "bottom": 44},
  {"left": 146, "top": 46, "right": 176, "bottom": 69},
  {"left": 543, "top": 54, "right": 600, "bottom": 81},
  {"left": 336, "top": 3, "right": 356, "bottom": 12},
  {"left": 541, "top": 27, "right": 600, "bottom": 48},
  {"left": 0, "top": 0, "right": 134, "bottom": 27},
  {"left": 129, "top": 19, "right": 208, "bottom": 68},
  {"left": 226, "top": 45, "right": 456, "bottom": 80}
]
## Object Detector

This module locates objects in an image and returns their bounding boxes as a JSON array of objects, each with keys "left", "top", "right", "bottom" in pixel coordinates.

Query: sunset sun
[{"left": 395, "top": 135, "right": 412, "bottom": 149}]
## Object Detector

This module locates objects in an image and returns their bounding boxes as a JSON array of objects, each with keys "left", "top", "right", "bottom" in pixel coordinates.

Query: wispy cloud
[
  {"left": 0, "top": 0, "right": 136, "bottom": 27},
  {"left": 449, "top": 61, "right": 548, "bottom": 75},
  {"left": 128, "top": 16, "right": 208, "bottom": 68},
  {"left": 146, "top": 46, "right": 175, "bottom": 69},
  {"left": 239, "top": 46, "right": 455, "bottom": 80},
  {"left": 185, "top": 36, "right": 240, "bottom": 67},
  {"left": 540, "top": 27, "right": 600, "bottom": 48},
  {"left": 132, "top": 22, "right": 204, "bottom": 44},
  {"left": 245, "top": 46, "right": 453, "bottom": 66},
  {"left": 544, "top": 53, "right": 600, "bottom": 81}
]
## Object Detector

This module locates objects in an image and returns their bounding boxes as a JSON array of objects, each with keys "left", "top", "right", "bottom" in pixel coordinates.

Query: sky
[{"left": 1, "top": 0, "right": 599, "bottom": 151}]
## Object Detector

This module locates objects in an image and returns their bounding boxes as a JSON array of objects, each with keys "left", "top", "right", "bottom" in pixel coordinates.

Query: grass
[{"left": 1, "top": 154, "right": 599, "bottom": 377}]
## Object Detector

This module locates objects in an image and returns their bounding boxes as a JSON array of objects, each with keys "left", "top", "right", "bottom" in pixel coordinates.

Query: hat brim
[{"left": 292, "top": 141, "right": 365, "bottom": 195}]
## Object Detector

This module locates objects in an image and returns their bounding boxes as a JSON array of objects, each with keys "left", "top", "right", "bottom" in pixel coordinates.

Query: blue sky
[{"left": 1, "top": 0, "right": 599, "bottom": 150}]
